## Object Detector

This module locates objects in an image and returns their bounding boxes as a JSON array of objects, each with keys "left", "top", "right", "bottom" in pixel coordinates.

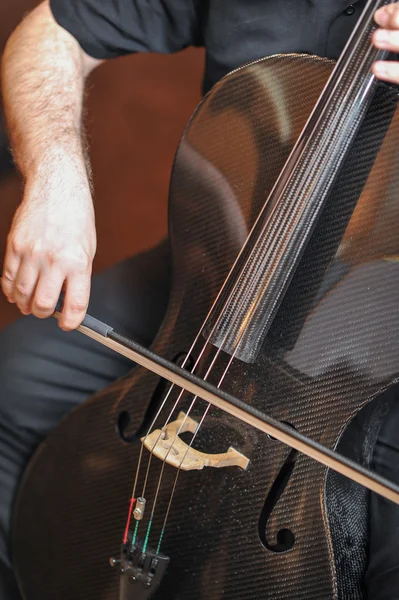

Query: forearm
[
  {"left": 1, "top": 0, "right": 95, "bottom": 183},
  {"left": 1, "top": 0, "right": 101, "bottom": 329}
]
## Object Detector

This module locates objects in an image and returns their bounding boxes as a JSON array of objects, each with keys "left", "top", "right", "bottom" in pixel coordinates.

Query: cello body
[{"left": 12, "top": 53, "right": 399, "bottom": 600}]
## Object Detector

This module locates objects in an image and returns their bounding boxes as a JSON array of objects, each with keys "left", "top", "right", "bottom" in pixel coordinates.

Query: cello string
[
  {"left": 137, "top": 221, "right": 268, "bottom": 542},
  {"left": 125, "top": 333, "right": 219, "bottom": 542},
  {"left": 148, "top": 350, "right": 237, "bottom": 555},
  {"left": 143, "top": 235, "right": 271, "bottom": 549},
  {"left": 138, "top": 345, "right": 220, "bottom": 500},
  {"left": 146, "top": 28, "right": 386, "bottom": 546},
  {"left": 140, "top": 206, "right": 271, "bottom": 533},
  {"left": 140, "top": 342, "right": 236, "bottom": 552},
  {"left": 127, "top": 178, "right": 272, "bottom": 509},
  {"left": 131, "top": 291, "right": 242, "bottom": 505},
  {"left": 130, "top": 332, "right": 210, "bottom": 500},
  {"left": 152, "top": 288, "right": 259, "bottom": 551},
  {"left": 128, "top": 231, "right": 254, "bottom": 507},
  {"left": 129, "top": 190, "right": 279, "bottom": 512},
  {"left": 125, "top": 310, "right": 239, "bottom": 543},
  {"left": 155, "top": 353, "right": 237, "bottom": 554},
  {"left": 126, "top": 3, "right": 385, "bottom": 543},
  {"left": 124, "top": 339, "right": 202, "bottom": 541},
  {"left": 131, "top": 263, "right": 260, "bottom": 544},
  {"left": 126, "top": 249, "right": 256, "bottom": 537}
]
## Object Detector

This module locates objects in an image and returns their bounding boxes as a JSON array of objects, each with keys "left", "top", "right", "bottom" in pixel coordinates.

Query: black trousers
[{"left": 0, "top": 242, "right": 399, "bottom": 599}]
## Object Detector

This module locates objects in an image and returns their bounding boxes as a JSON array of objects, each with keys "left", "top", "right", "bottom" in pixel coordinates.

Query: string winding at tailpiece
[{"left": 110, "top": 535, "right": 169, "bottom": 600}]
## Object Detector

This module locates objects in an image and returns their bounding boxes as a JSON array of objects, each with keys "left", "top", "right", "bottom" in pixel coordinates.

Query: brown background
[{"left": 0, "top": 0, "right": 204, "bottom": 329}]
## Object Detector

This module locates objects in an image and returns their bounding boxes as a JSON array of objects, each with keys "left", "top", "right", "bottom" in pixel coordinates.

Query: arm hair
[{"left": 1, "top": 0, "right": 101, "bottom": 182}]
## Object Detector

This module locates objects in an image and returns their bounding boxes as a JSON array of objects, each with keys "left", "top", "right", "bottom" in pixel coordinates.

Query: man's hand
[
  {"left": 372, "top": 4, "right": 399, "bottom": 83},
  {"left": 2, "top": 166, "right": 96, "bottom": 330}
]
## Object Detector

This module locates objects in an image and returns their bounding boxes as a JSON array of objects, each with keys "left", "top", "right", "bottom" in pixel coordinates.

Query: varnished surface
[{"left": 12, "top": 53, "right": 399, "bottom": 600}]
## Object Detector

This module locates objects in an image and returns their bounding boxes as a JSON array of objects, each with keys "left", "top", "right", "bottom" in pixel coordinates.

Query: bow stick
[{"left": 1, "top": 268, "right": 399, "bottom": 504}]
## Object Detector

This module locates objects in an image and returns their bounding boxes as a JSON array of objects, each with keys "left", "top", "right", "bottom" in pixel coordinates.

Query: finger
[
  {"left": 59, "top": 272, "right": 90, "bottom": 331},
  {"left": 31, "top": 267, "right": 66, "bottom": 319},
  {"left": 372, "top": 28, "right": 399, "bottom": 52},
  {"left": 374, "top": 5, "right": 399, "bottom": 29},
  {"left": 1, "top": 251, "right": 21, "bottom": 303},
  {"left": 13, "top": 260, "right": 40, "bottom": 315},
  {"left": 372, "top": 59, "right": 399, "bottom": 84}
]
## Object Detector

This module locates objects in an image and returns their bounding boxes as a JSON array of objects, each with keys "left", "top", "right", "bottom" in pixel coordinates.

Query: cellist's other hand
[{"left": 372, "top": 4, "right": 399, "bottom": 83}]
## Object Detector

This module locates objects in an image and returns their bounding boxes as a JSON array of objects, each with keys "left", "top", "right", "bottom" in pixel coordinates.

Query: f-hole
[
  {"left": 258, "top": 425, "right": 298, "bottom": 553},
  {"left": 116, "top": 351, "right": 195, "bottom": 443}
]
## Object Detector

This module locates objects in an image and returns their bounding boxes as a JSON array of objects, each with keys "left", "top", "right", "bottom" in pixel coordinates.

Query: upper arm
[
  {"left": 8, "top": 1, "right": 103, "bottom": 78},
  {"left": 41, "top": 0, "right": 102, "bottom": 76}
]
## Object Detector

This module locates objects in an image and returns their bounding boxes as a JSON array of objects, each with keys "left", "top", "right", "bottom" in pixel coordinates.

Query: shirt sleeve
[{"left": 49, "top": 0, "right": 204, "bottom": 59}]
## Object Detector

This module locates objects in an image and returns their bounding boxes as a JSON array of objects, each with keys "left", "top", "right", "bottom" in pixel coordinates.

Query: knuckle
[
  {"left": 10, "top": 237, "right": 24, "bottom": 256},
  {"left": 390, "top": 8, "right": 399, "bottom": 27},
  {"left": 27, "top": 245, "right": 45, "bottom": 262},
  {"left": 34, "top": 298, "right": 55, "bottom": 312},
  {"left": 15, "top": 283, "right": 30, "bottom": 297},
  {"left": 17, "top": 300, "right": 30, "bottom": 313},
  {"left": 68, "top": 302, "right": 87, "bottom": 314},
  {"left": 73, "top": 253, "right": 92, "bottom": 271},
  {"left": 32, "top": 309, "right": 49, "bottom": 319},
  {"left": 60, "top": 318, "right": 81, "bottom": 331},
  {"left": 2, "top": 271, "right": 15, "bottom": 286},
  {"left": 2, "top": 285, "right": 15, "bottom": 302},
  {"left": 56, "top": 250, "right": 91, "bottom": 272}
]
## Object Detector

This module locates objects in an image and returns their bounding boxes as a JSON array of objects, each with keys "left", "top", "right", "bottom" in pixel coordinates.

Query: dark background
[{"left": 0, "top": 0, "right": 204, "bottom": 329}]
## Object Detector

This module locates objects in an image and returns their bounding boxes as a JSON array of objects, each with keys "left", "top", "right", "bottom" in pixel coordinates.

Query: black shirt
[{"left": 50, "top": 0, "right": 366, "bottom": 94}]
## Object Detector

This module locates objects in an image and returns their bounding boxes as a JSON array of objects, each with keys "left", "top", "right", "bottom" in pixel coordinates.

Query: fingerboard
[{"left": 205, "top": 0, "right": 393, "bottom": 363}]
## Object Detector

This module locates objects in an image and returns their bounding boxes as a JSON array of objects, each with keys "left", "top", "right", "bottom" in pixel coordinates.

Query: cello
[{"left": 10, "top": 0, "right": 399, "bottom": 597}]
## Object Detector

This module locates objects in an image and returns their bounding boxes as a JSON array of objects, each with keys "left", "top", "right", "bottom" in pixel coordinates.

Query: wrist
[{"left": 24, "top": 144, "right": 92, "bottom": 195}]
